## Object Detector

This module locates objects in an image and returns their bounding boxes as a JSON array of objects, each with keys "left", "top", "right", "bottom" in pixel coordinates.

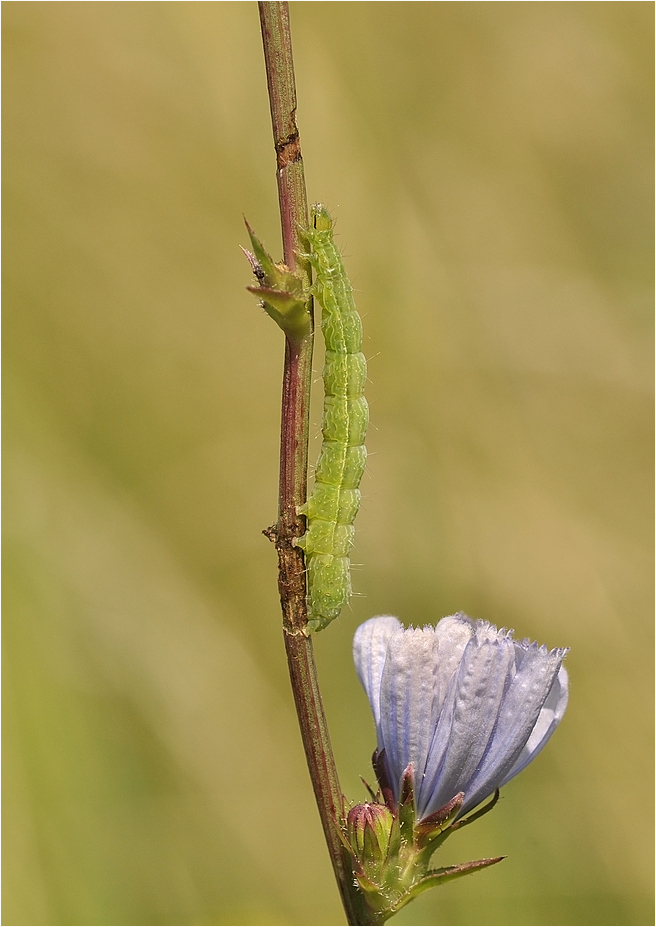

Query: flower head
[{"left": 353, "top": 613, "right": 568, "bottom": 820}]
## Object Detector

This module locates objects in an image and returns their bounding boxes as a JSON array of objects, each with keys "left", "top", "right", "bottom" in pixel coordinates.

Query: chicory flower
[{"left": 353, "top": 613, "right": 568, "bottom": 820}]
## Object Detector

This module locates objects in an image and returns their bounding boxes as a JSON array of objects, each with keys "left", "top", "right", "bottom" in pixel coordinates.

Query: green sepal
[
  {"left": 353, "top": 870, "right": 394, "bottom": 915},
  {"left": 397, "top": 765, "right": 416, "bottom": 845},
  {"left": 387, "top": 856, "right": 505, "bottom": 917},
  {"left": 243, "top": 220, "right": 311, "bottom": 341},
  {"left": 415, "top": 792, "right": 463, "bottom": 847},
  {"left": 415, "top": 792, "right": 464, "bottom": 866},
  {"left": 449, "top": 788, "right": 501, "bottom": 833},
  {"left": 386, "top": 808, "right": 402, "bottom": 860},
  {"left": 363, "top": 813, "right": 385, "bottom": 862}
]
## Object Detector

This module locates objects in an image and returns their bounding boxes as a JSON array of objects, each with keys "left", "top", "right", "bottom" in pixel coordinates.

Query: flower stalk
[{"left": 255, "top": 3, "right": 370, "bottom": 923}]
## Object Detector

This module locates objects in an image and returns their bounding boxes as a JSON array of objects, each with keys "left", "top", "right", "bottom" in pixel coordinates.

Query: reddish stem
[{"left": 257, "top": 3, "right": 371, "bottom": 924}]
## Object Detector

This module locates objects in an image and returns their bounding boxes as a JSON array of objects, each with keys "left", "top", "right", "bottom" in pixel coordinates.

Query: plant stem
[{"left": 257, "top": 3, "right": 371, "bottom": 924}]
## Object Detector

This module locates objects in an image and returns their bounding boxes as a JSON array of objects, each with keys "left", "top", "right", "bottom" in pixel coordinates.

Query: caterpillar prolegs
[{"left": 296, "top": 205, "right": 368, "bottom": 632}]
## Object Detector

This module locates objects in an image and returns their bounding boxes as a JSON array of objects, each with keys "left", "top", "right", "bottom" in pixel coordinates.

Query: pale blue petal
[
  {"left": 379, "top": 626, "right": 440, "bottom": 798},
  {"left": 432, "top": 613, "right": 477, "bottom": 712},
  {"left": 353, "top": 613, "right": 568, "bottom": 822},
  {"left": 353, "top": 615, "right": 401, "bottom": 742},
  {"left": 419, "top": 633, "right": 515, "bottom": 818},
  {"left": 499, "top": 665, "right": 569, "bottom": 786},
  {"left": 460, "top": 643, "right": 567, "bottom": 813}
]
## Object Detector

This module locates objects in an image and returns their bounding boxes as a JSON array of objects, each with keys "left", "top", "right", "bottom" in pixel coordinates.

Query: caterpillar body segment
[{"left": 296, "top": 204, "right": 369, "bottom": 632}]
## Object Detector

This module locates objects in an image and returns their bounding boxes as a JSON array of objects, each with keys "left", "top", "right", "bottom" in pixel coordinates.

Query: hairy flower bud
[{"left": 347, "top": 802, "right": 394, "bottom": 864}]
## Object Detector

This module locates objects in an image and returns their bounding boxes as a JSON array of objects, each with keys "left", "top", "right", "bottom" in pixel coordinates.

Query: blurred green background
[{"left": 3, "top": 3, "right": 653, "bottom": 925}]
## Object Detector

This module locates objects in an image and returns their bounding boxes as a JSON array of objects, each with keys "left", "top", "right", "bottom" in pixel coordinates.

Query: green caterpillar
[{"left": 296, "top": 205, "right": 368, "bottom": 632}]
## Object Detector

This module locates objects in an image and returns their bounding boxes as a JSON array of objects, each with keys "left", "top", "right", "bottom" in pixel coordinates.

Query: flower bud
[{"left": 346, "top": 802, "right": 394, "bottom": 864}]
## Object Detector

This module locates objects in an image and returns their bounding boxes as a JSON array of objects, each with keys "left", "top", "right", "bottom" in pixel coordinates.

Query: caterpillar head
[{"left": 311, "top": 203, "right": 334, "bottom": 234}]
